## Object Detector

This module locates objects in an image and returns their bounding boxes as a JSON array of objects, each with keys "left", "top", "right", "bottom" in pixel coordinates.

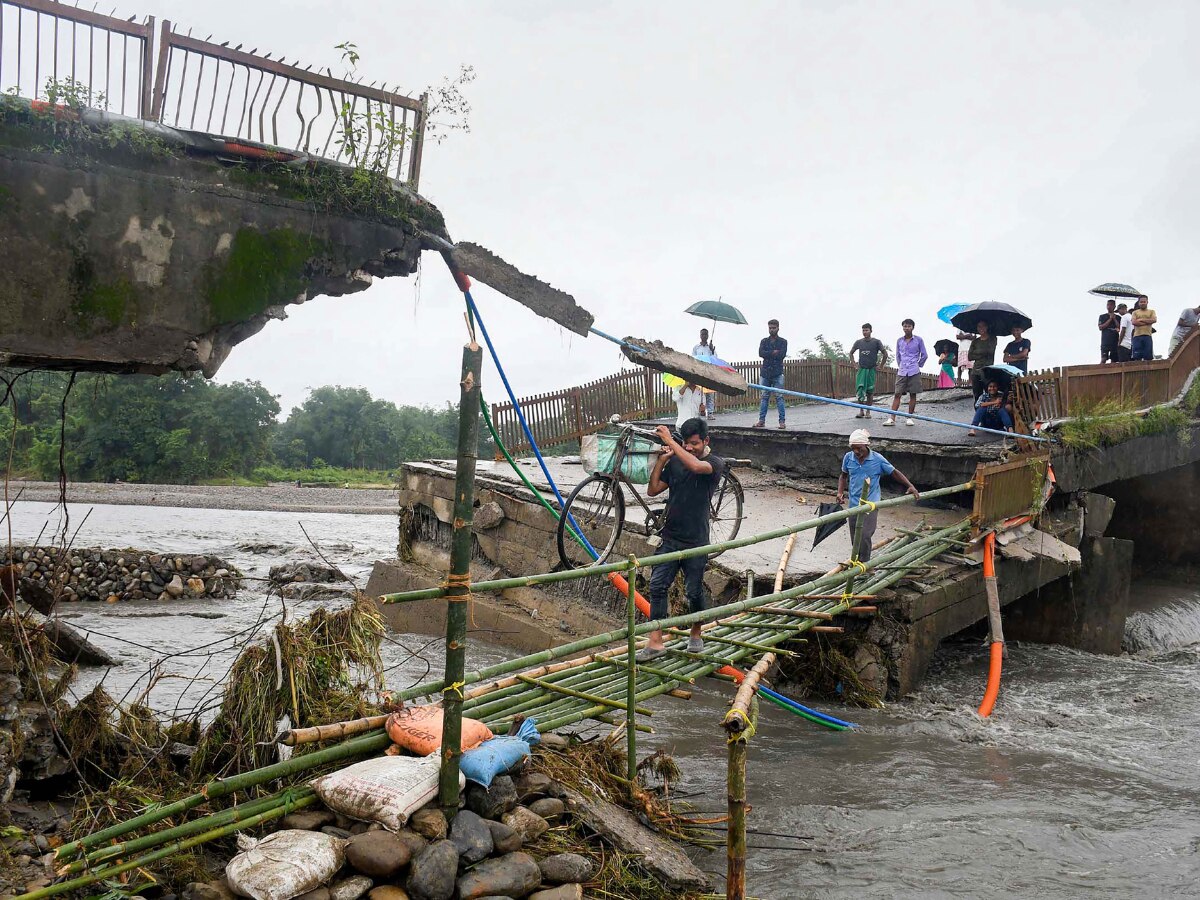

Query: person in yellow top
[{"left": 1130, "top": 295, "right": 1157, "bottom": 361}]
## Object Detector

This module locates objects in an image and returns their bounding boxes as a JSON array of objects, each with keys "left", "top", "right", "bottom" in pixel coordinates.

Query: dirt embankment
[{"left": 7, "top": 481, "right": 399, "bottom": 515}]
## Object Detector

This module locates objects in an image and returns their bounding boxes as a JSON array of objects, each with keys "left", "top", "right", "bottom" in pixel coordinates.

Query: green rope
[{"left": 479, "top": 395, "right": 588, "bottom": 551}]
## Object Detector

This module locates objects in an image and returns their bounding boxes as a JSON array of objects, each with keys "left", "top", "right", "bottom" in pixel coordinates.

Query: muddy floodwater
[{"left": 7, "top": 498, "right": 1200, "bottom": 898}]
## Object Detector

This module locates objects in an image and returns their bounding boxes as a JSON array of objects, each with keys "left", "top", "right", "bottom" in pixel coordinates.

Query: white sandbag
[
  {"left": 309, "top": 754, "right": 464, "bottom": 831},
  {"left": 226, "top": 829, "right": 345, "bottom": 900}
]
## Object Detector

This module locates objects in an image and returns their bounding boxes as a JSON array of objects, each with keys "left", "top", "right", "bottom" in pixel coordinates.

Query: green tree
[{"left": 797, "top": 334, "right": 848, "bottom": 361}]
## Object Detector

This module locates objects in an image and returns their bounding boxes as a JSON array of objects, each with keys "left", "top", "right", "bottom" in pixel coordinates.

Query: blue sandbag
[{"left": 459, "top": 718, "right": 541, "bottom": 787}]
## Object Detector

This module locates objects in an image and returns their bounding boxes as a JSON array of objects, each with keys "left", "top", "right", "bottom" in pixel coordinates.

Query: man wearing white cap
[{"left": 836, "top": 429, "right": 920, "bottom": 562}]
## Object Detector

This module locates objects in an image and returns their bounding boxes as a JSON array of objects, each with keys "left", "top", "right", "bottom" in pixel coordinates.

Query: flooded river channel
[{"left": 7, "top": 499, "right": 1200, "bottom": 898}]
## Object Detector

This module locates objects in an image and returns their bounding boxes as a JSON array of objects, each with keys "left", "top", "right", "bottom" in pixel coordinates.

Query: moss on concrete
[
  {"left": 68, "top": 246, "right": 134, "bottom": 330},
  {"left": 206, "top": 226, "right": 327, "bottom": 325}
]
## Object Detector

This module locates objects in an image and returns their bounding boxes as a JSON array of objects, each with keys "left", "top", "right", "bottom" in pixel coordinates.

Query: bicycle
[{"left": 555, "top": 418, "right": 746, "bottom": 569}]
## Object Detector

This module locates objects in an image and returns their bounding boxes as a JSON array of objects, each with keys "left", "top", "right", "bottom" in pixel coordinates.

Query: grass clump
[
  {"left": 1059, "top": 395, "right": 1191, "bottom": 449},
  {"left": 190, "top": 595, "right": 386, "bottom": 780}
]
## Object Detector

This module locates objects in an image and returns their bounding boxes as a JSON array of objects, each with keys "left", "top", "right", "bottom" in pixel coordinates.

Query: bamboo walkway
[{"left": 444, "top": 520, "right": 969, "bottom": 736}]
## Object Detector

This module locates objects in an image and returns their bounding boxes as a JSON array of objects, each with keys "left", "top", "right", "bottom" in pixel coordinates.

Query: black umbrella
[
  {"left": 812, "top": 502, "right": 847, "bottom": 549},
  {"left": 982, "top": 363, "right": 1025, "bottom": 389},
  {"left": 933, "top": 339, "right": 959, "bottom": 357},
  {"left": 1088, "top": 282, "right": 1143, "bottom": 299},
  {"left": 949, "top": 301, "right": 1033, "bottom": 338}
]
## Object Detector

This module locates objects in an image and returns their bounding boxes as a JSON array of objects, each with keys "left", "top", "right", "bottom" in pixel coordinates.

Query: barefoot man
[{"left": 638, "top": 418, "right": 726, "bottom": 661}]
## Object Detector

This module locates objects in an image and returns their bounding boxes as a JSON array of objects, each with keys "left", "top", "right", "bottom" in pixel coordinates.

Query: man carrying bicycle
[{"left": 637, "top": 417, "right": 725, "bottom": 661}]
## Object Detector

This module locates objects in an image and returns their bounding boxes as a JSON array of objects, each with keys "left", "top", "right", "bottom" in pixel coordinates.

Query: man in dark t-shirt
[
  {"left": 1098, "top": 299, "right": 1121, "bottom": 363},
  {"left": 638, "top": 417, "right": 726, "bottom": 661},
  {"left": 849, "top": 323, "right": 887, "bottom": 417},
  {"left": 1002, "top": 325, "right": 1031, "bottom": 374}
]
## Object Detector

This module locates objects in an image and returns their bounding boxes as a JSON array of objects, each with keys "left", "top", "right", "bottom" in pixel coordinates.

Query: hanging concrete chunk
[
  {"left": 621, "top": 337, "right": 749, "bottom": 396},
  {"left": 451, "top": 243, "right": 595, "bottom": 336}
]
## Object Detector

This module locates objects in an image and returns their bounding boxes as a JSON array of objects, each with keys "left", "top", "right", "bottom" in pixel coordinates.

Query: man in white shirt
[
  {"left": 673, "top": 383, "right": 704, "bottom": 429},
  {"left": 692, "top": 329, "right": 717, "bottom": 417},
  {"left": 1169, "top": 305, "right": 1200, "bottom": 355},
  {"left": 1117, "top": 303, "right": 1133, "bottom": 362}
]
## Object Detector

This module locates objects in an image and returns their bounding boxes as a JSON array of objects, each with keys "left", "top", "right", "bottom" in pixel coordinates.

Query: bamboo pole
[
  {"left": 722, "top": 653, "right": 774, "bottom": 900},
  {"left": 626, "top": 556, "right": 638, "bottom": 793},
  {"left": 54, "top": 730, "right": 390, "bottom": 860},
  {"left": 23, "top": 793, "right": 317, "bottom": 900},
  {"left": 59, "top": 788, "right": 316, "bottom": 875},
  {"left": 379, "top": 482, "right": 973, "bottom": 604},
  {"left": 282, "top": 716, "right": 388, "bottom": 746},
  {"left": 439, "top": 340, "right": 483, "bottom": 817},
  {"left": 752, "top": 607, "right": 834, "bottom": 620},
  {"left": 516, "top": 673, "right": 651, "bottom": 715}
]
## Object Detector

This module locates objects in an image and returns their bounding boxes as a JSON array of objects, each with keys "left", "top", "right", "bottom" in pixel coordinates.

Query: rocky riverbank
[
  {"left": 8, "top": 481, "right": 398, "bottom": 515},
  {"left": 2, "top": 546, "right": 242, "bottom": 602}
]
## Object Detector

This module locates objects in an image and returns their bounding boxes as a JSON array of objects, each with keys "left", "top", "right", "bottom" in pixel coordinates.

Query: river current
[{"left": 7, "top": 500, "right": 1200, "bottom": 897}]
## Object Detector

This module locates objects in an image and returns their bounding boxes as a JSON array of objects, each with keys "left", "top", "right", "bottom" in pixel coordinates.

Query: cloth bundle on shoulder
[
  {"left": 386, "top": 704, "right": 493, "bottom": 756},
  {"left": 459, "top": 717, "right": 541, "bottom": 787},
  {"left": 226, "top": 829, "right": 345, "bottom": 900},
  {"left": 309, "top": 754, "right": 463, "bottom": 831}
]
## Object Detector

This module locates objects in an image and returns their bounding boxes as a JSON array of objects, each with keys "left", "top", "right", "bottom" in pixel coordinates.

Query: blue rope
[
  {"left": 467, "top": 291, "right": 600, "bottom": 561},
  {"left": 584, "top": 326, "right": 1047, "bottom": 443},
  {"left": 746, "top": 380, "right": 1043, "bottom": 442}
]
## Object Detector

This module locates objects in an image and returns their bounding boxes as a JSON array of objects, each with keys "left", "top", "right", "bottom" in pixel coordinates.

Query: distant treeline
[{"left": 0, "top": 371, "right": 490, "bottom": 484}]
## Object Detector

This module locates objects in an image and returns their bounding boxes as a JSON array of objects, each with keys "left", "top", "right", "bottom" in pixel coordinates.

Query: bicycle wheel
[
  {"left": 557, "top": 474, "right": 626, "bottom": 569},
  {"left": 708, "top": 469, "right": 745, "bottom": 553}
]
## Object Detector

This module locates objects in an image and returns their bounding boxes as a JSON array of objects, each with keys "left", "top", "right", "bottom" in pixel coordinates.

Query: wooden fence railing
[
  {"left": 1014, "top": 327, "right": 1200, "bottom": 424},
  {"left": 972, "top": 454, "right": 1050, "bottom": 528},
  {"left": 491, "top": 359, "right": 937, "bottom": 454}
]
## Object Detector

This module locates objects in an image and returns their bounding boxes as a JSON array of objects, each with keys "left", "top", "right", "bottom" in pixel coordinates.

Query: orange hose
[
  {"left": 977, "top": 642, "right": 1003, "bottom": 717},
  {"left": 607, "top": 571, "right": 746, "bottom": 682},
  {"left": 976, "top": 533, "right": 1001, "bottom": 717}
]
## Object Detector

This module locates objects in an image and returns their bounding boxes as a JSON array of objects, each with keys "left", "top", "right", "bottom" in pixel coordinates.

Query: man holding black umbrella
[
  {"left": 1098, "top": 299, "right": 1122, "bottom": 364},
  {"left": 836, "top": 430, "right": 920, "bottom": 563}
]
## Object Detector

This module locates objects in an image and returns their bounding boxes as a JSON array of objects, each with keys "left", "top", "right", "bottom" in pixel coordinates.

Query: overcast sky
[{"left": 144, "top": 0, "right": 1200, "bottom": 415}]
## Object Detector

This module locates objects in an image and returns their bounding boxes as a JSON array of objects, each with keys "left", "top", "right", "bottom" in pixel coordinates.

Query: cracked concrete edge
[{"left": 621, "top": 336, "right": 750, "bottom": 395}]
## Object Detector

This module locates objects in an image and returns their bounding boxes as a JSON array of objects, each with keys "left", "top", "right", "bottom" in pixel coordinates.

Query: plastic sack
[
  {"left": 226, "top": 829, "right": 344, "bottom": 900},
  {"left": 309, "top": 754, "right": 463, "bottom": 831},
  {"left": 385, "top": 705, "right": 493, "bottom": 757},
  {"left": 459, "top": 717, "right": 541, "bottom": 787},
  {"left": 580, "top": 431, "right": 659, "bottom": 484}
]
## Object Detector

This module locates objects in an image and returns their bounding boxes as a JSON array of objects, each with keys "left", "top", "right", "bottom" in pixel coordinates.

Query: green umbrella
[{"left": 685, "top": 298, "right": 748, "bottom": 340}]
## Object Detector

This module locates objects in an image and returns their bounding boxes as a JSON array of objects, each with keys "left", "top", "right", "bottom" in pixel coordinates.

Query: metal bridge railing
[
  {"left": 0, "top": 0, "right": 428, "bottom": 187},
  {"left": 0, "top": 0, "right": 155, "bottom": 117}
]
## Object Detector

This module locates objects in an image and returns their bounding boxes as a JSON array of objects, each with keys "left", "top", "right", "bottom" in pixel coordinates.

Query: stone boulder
[
  {"left": 406, "top": 840, "right": 459, "bottom": 900},
  {"left": 345, "top": 830, "right": 412, "bottom": 879},
  {"left": 448, "top": 810, "right": 493, "bottom": 864},
  {"left": 454, "top": 852, "right": 541, "bottom": 900}
]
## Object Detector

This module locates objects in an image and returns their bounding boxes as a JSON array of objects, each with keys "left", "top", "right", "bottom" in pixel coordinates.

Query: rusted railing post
[
  {"left": 439, "top": 339, "right": 483, "bottom": 817},
  {"left": 722, "top": 653, "right": 775, "bottom": 900}
]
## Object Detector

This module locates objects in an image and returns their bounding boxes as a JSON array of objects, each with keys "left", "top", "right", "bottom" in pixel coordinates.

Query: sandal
[
  {"left": 752, "top": 421, "right": 766, "bottom": 428},
  {"left": 636, "top": 646, "right": 667, "bottom": 662}
]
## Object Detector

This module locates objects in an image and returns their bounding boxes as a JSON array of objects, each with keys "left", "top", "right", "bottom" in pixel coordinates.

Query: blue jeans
[
  {"left": 758, "top": 373, "right": 786, "bottom": 423},
  {"left": 1130, "top": 334, "right": 1153, "bottom": 361},
  {"left": 648, "top": 540, "right": 708, "bottom": 620},
  {"left": 972, "top": 406, "right": 1013, "bottom": 430}
]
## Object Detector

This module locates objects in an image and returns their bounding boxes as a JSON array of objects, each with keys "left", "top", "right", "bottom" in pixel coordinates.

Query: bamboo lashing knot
[
  {"left": 723, "top": 707, "right": 756, "bottom": 744},
  {"left": 846, "top": 560, "right": 868, "bottom": 575},
  {"left": 442, "top": 573, "right": 477, "bottom": 626},
  {"left": 445, "top": 680, "right": 466, "bottom": 699}
]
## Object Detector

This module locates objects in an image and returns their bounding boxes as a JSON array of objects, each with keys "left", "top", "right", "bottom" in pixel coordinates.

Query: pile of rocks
[
  {"left": 2, "top": 546, "right": 242, "bottom": 602},
  {"left": 192, "top": 755, "right": 592, "bottom": 900}
]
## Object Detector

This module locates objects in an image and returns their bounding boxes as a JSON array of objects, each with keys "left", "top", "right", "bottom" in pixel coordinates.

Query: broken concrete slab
[
  {"left": 620, "top": 337, "right": 749, "bottom": 395},
  {"left": 451, "top": 243, "right": 594, "bottom": 336}
]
